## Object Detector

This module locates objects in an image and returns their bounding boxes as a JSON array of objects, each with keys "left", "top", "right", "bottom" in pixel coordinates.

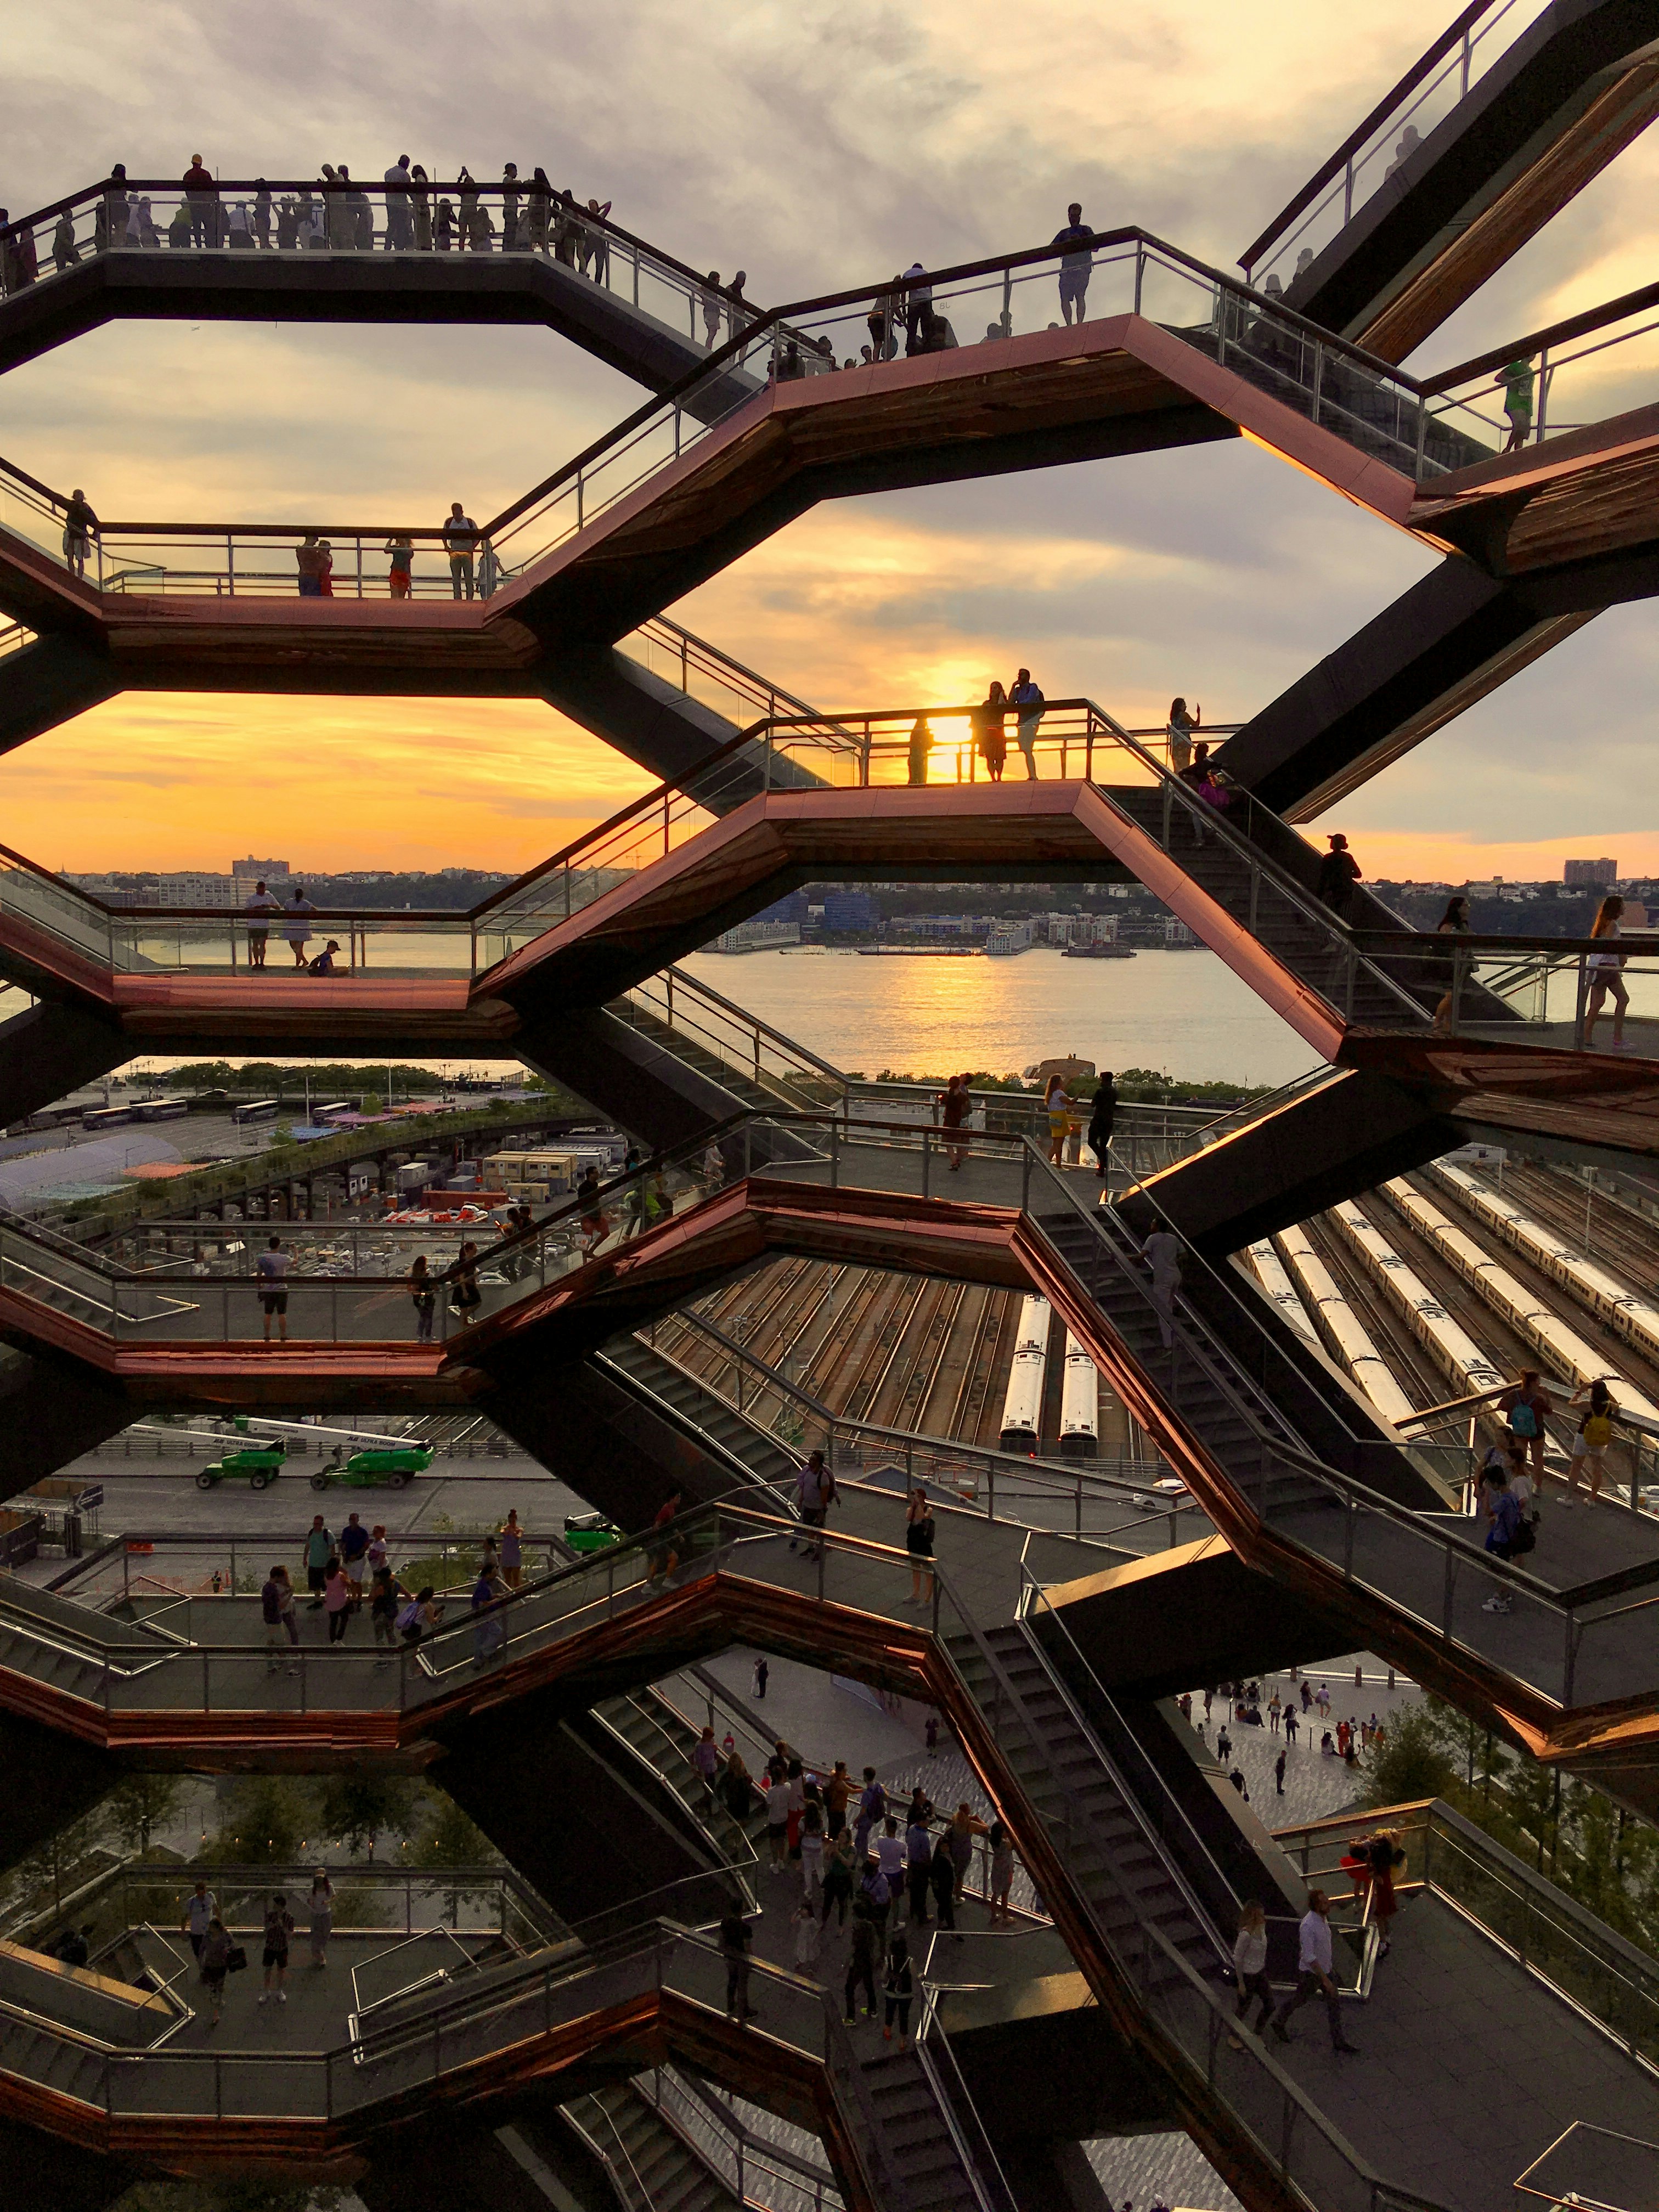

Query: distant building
[
  {"left": 232, "top": 856, "right": 290, "bottom": 878},
  {"left": 1565, "top": 859, "right": 1618, "bottom": 887},
  {"left": 709, "top": 920, "right": 801, "bottom": 953},
  {"left": 159, "top": 873, "right": 237, "bottom": 908},
  {"left": 822, "top": 891, "right": 876, "bottom": 932}
]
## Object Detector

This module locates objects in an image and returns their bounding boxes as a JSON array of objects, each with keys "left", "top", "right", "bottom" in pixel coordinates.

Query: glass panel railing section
[
  {"left": 103, "top": 907, "right": 477, "bottom": 979},
  {"left": 1240, "top": 0, "right": 1555, "bottom": 296},
  {"left": 1275, "top": 1798, "right": 1659, "bottom": 2072},
  {"left": 0, "top": 843, "right": 117, "bottom": 969},
  {"left": 623, "top": 614, "right": 825, "bottom": 727},
  {"left": 1352, "top": 931, "right": 1659, "bottom": 1046},
  {"left": 617, "top": 968, "right": 848, "bottom": 1111},
  {"left": 0, "top": 1109, "right": 830, "bottom": 1349}
]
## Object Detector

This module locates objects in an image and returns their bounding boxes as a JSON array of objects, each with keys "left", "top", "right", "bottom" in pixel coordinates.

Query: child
[
  {"left": 306, "top": 939, "right": 342, "bottom": 975},
  {"left": 791, "top": 1897, "right": 820, "bottom": 1973}
]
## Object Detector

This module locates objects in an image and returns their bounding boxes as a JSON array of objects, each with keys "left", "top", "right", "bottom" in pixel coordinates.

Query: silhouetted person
[{"left": 183, "top": 155, "right": 218, "bottom": 247}]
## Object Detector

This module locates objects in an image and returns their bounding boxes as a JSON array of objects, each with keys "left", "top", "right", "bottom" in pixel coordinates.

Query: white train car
[
  {"left": 1431, "top": 1161, "right": 1659, "bottom": 1364},
  {"left": 1273, "top": 1226, "right": 1420, "bottom": 1432},
  {"left": 1329, "top": 1201, "right": 1506, "bottom": 1402},
  {"left": 1000, "top": 1294, "right": 1052, "bottom": 1454},
  {"left": 1244, "top": 1241, "right": 1322, "bottom": 1352},
  {"left": 1058, "top": 1333, "right": 1099, "bottom": 1459},
  {"left": 1381, "top": 1180, "right": 1659, "bottom": 1423}
]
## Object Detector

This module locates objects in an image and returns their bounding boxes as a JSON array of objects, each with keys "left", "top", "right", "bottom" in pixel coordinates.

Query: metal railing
[
  {"left": 0, "top": 1107, "right": 1640, "bottom": 1713},
  {"left": 644, "top": 1305, "right": 1209, "bottom": 1549},
  {"left": 0, "top": 697, "right": 1441, "bottom": 1051},
  {"left": 0, "top": 174, "right": 828, "bottom": 377},
  {"left": 1350, "top": 924, "right": 1659, "bottom": 1048},
  {"left": 1272, "top": 1797, "right": 1659, "bottom": 2073},
  {"left": 1240, "top": 0, "right": 1553, "bottom": 294},
  {"left": 635, "top": 2067, "right": 847, "bottom": 2212},
  {"left": 0, "top": 1910, "right": 899, "bottom": 2175}
]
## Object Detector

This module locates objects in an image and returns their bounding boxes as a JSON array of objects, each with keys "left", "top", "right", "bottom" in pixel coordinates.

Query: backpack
[
  {"left": 1583, "top": 1413, "right": 1614, "bottom": 1447},
  {"left": 1509, "top": 1400, "right": 1539, "bottom": 1439}
]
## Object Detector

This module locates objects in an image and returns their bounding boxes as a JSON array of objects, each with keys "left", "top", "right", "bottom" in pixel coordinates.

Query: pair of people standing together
[{"left": 969, "top": 672, "right": 1045, "bottom": 782}]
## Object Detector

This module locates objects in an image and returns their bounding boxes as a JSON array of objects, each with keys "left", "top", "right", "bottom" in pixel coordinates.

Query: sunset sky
[{"left": 4, "top": 0, "right": 1657, "bottom": 882}]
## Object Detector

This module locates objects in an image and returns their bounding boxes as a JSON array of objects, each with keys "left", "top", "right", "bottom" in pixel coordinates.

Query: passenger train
[
  {"left": 1057, "top": 1334, "right": 1100, "bottom": 1459},
  {"left": 1329, "top": 1200, "right": 1507, "bottom": 1403},
  {"left": 1268, "top": 1228, "right": 1420, "bottom": 1432},
  {"left": 999, "top": 1294, "right": 1052, "bottom": 1454},
  {"left": 1431, "top": 1161, "right": 1659, "bottom": 1367},
  {"left": 1380, "top": 1179, "right": 1659, "bottom": 1424},
  {"left": 1244, "top": 1241, "right": 1322, "bottom": 1352}
]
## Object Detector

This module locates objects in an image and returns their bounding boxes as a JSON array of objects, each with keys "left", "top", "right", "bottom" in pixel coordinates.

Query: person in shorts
[
  {"left": 1051, "top": 202, "right": 1093, "bottom": 324},
  {"left": 261, "top": 1566, "right": 297, "bottom": 1671},
  {"left": 244, "top": 879, "right": 279, "bottom": 969},
  {"left": 256, "top": 1235, "right": 290, "bottom": 1342},
  {"left": 338, "top": 1512, "right": 370, "bottom": 1604},
  {"left": 182, "top": 1880, "right": 218, "bottom": 1960},
  {"left": 259, "top": 1893, "right": 294, "bottom": 2005}
]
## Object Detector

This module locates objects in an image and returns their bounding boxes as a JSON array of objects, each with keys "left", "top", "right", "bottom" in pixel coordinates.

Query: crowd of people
[
  {"left": 704, "top": 1728, "right": 1018, "bottom": 2046},
  {"left": 1187, "top": 1673, "right": 1396, "bottom": 1798},
  {"left": 258, "top": 1509, "right": 527, "bottom": 1669}
]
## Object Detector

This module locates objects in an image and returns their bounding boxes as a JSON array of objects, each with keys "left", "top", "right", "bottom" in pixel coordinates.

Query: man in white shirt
[
  {"left": 244, "top": 879, "right": 280, "bottom": 970},
  {"left": 383, "top": 156, "right": 413, "bottom": 249},
  {"left": 1271, "top": 1891, "right": 1360, "bottom": 2053},
  {"left": 182, "top": 1880, "right": 218, "bottom": 1959}
]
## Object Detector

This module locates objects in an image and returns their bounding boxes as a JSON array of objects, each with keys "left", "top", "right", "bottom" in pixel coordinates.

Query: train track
[
  {"left": 838, "top": 1279, "right": 937, "bottom": 1426},
  {"left": 930, "top": 1285, "right": 1007, "bottom": 1442},
  {"left": 1496, "top": 1163, "right": 1659, "bottom": 1310},
  {"left": 1297, "top": 1218, "right": 1452, "bottom": 1413},
  {"left": 1408, "top": 1170, "right": 1659, "bottom": 1407},
  {"left": 877, "top": 1282, "right": 969, "bottom": 1435}
]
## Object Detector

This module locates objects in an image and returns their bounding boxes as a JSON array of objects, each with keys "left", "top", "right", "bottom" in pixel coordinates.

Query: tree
[
  {"left": 316, "top": 1773, "right": 413, "bottom": 1861},
  {"left": 105, "top": 1773, "right": 185, "bottom": 1859},
  {"left": 1360, "top": 1706, "right": 1454, "bottom": 1809},
  {"left": 201, "top": 1778, "right": 312, "bottom": 1867},
  {"left": 411, "top": 1791, "right": 499, "bottom": 1927}
]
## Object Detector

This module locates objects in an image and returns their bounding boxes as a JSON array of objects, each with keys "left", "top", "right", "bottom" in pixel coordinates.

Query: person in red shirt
[{"left": 645, "top": 1488, "right": 684, "bottom": 1582}]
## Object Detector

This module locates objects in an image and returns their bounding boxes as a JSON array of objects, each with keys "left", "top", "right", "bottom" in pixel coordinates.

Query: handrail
[
  {"left": 1274, "top": 1796, "right": 1659, "bottom": 2069},
  {"left": 1238, "top": 0, "right": 1502, "bottom": 271},
  {"left": 660, "top": 1305, "right": 1207, "bottom": 1531}
]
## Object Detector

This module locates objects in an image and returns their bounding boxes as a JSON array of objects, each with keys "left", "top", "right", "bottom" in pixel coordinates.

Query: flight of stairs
[
  {"left": 859, "top": 2047, "right": 986, "bottom": 2212},
  {"left": 562, "top": 2083, "right": 743, "bottom": 2212},
  {"left": 597, "top": 1336, "right": 799, "bottom": 1499},
  {"left": 1029, "top": 1209, "right": 1325, "bottom": 1522},
  {"left": 939, "top": 1618, "right": 1225, "bottom": 2000},
  {"left": 1106, "top": 788, "right": 1423, "bottom": 1029}
]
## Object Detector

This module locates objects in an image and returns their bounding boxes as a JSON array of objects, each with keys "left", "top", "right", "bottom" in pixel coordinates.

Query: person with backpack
[
  {"left": 397, "top": 1585, "right": 444, "bottom": 1644},
  {"left": 1567, "top": 1376, "right": 1618, "bottom": 1504},
  {"left": 1008, "top": 668, "right": 1045, "bottom": 779},
  {"left": 1498, "top": 1369, "right": 1551, "bottom": 1489},
  {"left": 1481, "top": 1462, "right": 1522, "bottom": 1613},
  {"left": 793, "top": 1448, "right": 837, "bottom": 1560}
]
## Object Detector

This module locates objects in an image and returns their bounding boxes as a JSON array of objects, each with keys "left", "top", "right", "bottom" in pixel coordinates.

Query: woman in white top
[
  {"left": 1228, "top": 1899, "right": 1272, "bottom": 2044},
  {"left": 1584, "top": 895, "right": 1629, "bottom": 1050}
]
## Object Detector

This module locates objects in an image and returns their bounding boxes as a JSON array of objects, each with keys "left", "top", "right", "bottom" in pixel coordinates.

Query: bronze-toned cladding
[{"left": 1357, "top": 55, "right": 1659, "bottom": 363}]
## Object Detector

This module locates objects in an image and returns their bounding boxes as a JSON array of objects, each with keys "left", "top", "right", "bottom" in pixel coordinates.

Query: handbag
[{"left": 224, "top": 1945, "right": 248, "bottom": 1974}]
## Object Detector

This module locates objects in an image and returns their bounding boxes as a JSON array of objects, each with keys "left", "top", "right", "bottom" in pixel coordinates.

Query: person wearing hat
[{"left": 1314, "top": 833, "right": 1361, "bottom": 917}]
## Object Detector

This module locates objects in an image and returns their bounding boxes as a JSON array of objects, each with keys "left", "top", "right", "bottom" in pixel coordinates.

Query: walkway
[{"left": 1243, "top": 0, "right": 1659, "bottom": 358}]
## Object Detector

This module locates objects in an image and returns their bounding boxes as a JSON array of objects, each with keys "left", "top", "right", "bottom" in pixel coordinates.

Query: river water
[{"left": 678, "top": 946, "right": 1319, "bottom": 1086}]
